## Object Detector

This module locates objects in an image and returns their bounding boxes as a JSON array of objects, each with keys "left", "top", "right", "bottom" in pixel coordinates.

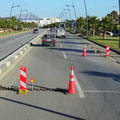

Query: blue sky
[{"left": 0, "top": 0, "right": 119, "bottom": 19}]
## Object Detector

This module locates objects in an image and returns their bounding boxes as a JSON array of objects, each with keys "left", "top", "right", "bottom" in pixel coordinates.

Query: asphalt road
[
  {"left": 0, "top": 30, "right": 120, "bottom": 120},
  {"left": 0, "top": 29, "right": 45, "bottom": 60}
]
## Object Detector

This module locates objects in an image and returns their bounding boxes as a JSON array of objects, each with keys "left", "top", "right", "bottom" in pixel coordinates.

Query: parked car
[
  {"left": 42, "top": 34, "right": 56, "bottom": 46},
  {"left": 56, "top": 29, "right": 65, "bottom": 38},
  {"left": 33, "top": 28, "right": 39, "bottom": 33},
  {"left": 100, "top": 31, "right": 113, "bottom": 36}
]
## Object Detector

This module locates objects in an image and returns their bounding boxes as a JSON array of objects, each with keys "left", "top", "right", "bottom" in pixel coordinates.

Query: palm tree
[
  {"left": 101, "top": 16, "right": 114, "bottom": 39},
  {"left": 89, "top": 16, "right": 99, "bottom": 36},
  {"left": 76, "top": 17, "right": 86, "bottom": 34}
]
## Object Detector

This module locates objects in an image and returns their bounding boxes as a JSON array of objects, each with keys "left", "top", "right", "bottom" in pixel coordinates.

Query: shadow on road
[
  {"left": 81, "top": 70, "right": 120, "bottom": 82},
  {"left": 27, "top": 84, "right": 68, "bottom": 95},
  {"left": 49, "top": 47, "right": 96, "bottom": 54},
  {"left": 0, "top": 96, "right": 86, "bottom": 120},
  {"left": 57, "top": 41, "right": 89, "bottom": 45}
]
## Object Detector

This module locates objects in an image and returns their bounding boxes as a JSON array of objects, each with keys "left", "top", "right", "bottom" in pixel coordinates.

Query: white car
[{"left": 56, "top": 29, "right": 66, "bottom": 38}]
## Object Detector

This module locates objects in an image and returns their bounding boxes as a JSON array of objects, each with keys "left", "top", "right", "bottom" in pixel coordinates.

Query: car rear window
[{"left": 43, "top": 34, "right": 55, "bottom": 38}]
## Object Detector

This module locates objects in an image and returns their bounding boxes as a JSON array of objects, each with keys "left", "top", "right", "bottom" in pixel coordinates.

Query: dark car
[
  {"left": 42, "top": 34, "right": 56, "bottom": 46},
  {"left": 33, "top": 28, "right": 39, "bottom": 33}
]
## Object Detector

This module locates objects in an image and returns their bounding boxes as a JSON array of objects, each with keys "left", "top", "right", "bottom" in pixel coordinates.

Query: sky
[{"left": 0, "top": 0, "right": 119, "bottom": 19}]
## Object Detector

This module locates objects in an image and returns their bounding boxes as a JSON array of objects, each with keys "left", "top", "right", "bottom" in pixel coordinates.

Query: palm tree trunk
[
  {"left": 103, "top": 31, "right": 106, "bottom": 39},
  {"left": 92, "top": 27, "right": 95, "bottom": 36}
]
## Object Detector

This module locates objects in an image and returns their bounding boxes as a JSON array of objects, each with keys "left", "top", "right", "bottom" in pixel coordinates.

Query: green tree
[
  {"left": 88, "top": 16, "right": 99, "bottom": 36},
  {"left": 101, "top": 16, "right": 114, "bottom": 39}
]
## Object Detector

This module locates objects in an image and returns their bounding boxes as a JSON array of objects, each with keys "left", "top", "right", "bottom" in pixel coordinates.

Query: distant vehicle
[
  {"left": 59, "top": 23, "right": 65, "bottom": 30},
  {"left": 42, "top": 34, "right": 56, "bottom": 46},
  {"left": 56, "top": 29, "right": 66, "bottom": 38},
  {"left": 100, "top": 31, "right": 113, "bottom": 36},
  {"left": 33, "top": 28, "right": 39, "bottom": 34}
]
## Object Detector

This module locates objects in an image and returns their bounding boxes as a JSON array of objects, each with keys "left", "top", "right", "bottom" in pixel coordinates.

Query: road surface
[
  {"left": 0, "top": 30, "right": 120, "bottom": 120},
  {"left": 0, "top": 29, "right": 45, "bottom": 60}
]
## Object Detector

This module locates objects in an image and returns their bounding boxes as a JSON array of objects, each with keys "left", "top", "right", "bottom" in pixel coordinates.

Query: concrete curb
[{"left": 0, "top": 29, "right": 48, "bottom": 75}]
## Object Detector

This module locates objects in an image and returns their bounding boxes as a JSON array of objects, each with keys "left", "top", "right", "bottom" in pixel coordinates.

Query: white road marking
[
  {"left": 83, "top": 91, "right": 120, "bottom": 93},
  {"left": 59, "top": 43, "right": 67, "bottom": 59},
  {"left": 62, "top": 51, "right": 67, "bottom": 59},
  {"left": 6, "top": 41, "right": 13, "bottom": 44},
  {"left": 74, "top": 76, "right": 85, "bottom": 98}
]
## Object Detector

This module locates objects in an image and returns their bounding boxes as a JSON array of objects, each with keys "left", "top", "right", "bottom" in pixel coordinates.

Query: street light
[
  {"left": 83, "top": 0, "right": 88, "bottom": 36},
  {"left": 19, "top": 8, "right": 27, "bottom": 21},
  {"left": 66, "top": 6, "right": 72, "bottom": 20},
  {"left": 25, "top": 12, "right": 28, "bottom": 22},
  {"left": 66, "top": 4, "right": 77, "bottom": 20},
  {"left": 9, "top": 3, "right": 20, "bottom": 33},
  {"left": 18, "top": 8, "right": 27, "bottom": 30},
  {"left": 63, "top": 9, "right": 68, "bottom": 20}
]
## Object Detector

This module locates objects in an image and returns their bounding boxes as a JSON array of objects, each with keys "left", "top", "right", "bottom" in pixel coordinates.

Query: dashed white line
[
  {"left": 62, "top": 51, "right": 67, "bottom": 59},
  {"left": 6, "top": 41, "right": 13, "bottom": 44},
  {"left": 74, "top": 76, "right": 85, "bottom": 98}
]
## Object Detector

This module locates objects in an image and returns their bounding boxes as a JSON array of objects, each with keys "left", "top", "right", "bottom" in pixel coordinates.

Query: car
[
  {"left": 56, "top": 29, "right": 65, "bottom": 38},
  {"left": 42, "top": 34, "right": 56, "bottom": 46},
  {"left": 33, "top": 28, "right": 39, "bottom": 33}
]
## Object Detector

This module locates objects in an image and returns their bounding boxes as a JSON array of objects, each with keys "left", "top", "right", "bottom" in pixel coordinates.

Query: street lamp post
[
  {"left": 19, "top": 8, "right": 27, "bottom": 30},
  {"left": 83, "top": 0, "right": 88, "bottom": 36},
  {"left": 9, "top": 3, "right": 20, "bottom": 33},
  {"left": 25, "top": 12, "right": 28, "bottom": 22},
  {"left": 66, "top": 6, "right": 72, "bottom": 20},
  {"left": 63, "top": 9, "right": 68, "bottom": 20}
]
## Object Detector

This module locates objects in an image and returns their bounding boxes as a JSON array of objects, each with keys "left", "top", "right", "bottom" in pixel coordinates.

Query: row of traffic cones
[{"left": 82, "top": 44, "right": 110, "bottom": 57}]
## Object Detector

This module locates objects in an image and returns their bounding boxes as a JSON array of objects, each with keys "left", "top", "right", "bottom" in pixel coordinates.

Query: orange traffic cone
[
  {"left": 82, "top": 44, "right": 87, "bottom": 56},
  {"left": 68, "top": 66, "right": 76, "bottom": 94}
]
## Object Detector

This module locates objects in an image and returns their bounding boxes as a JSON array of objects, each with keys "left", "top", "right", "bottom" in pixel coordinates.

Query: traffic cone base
[{"left": 68, "top": 81, "right": 76, "bottom": 94}]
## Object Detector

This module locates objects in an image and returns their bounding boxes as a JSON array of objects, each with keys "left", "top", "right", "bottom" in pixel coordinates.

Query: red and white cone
[
  {"left": 82, "top": 44, "right": 87, "bottom": 56},
  {"left": 68, "top": 66, "right": 76, "bottom": 94}
]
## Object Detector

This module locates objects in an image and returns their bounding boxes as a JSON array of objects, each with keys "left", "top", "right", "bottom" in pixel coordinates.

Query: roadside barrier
[
  {"left": 18, "top": 66, "right": 28, "bottom": 95},
  {"left": 106, "top": 45, "right": 110, "bottom": 57},
  {"left": 82, "top": 44, "right": 87, "bottom": 56},
  {"left": 68, "top": 66, "right": 76, "bottom": 94}
]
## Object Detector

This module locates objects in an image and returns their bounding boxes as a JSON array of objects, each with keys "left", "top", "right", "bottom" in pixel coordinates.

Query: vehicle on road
[
  {"left": 59, "top": 23, "right": 65, "bottom": 30},
  {"left": 56, "top": 29, "right": 66, "bottom": 38},
  {"left": 33, "top": 28, "right": 39, "bottom": 34},
  {"left": 42, "top": 34, "right": 56, "bottom": 46}
]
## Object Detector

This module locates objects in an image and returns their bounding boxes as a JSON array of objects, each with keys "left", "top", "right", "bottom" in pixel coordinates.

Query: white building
[{"left": 39, "top": 17, "right": 61, "bottom": 27}]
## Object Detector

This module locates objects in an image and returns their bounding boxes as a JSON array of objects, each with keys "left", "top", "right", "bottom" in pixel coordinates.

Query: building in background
[{"left": 39, "top": 17, "right": 61, "bottom": 27}]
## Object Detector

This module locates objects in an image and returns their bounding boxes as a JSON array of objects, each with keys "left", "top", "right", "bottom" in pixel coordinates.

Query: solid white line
[
  {"left": 74, "top": 76, "right": 85, "bottom": 98},
  {"left": 62, "top": 51, "right": 67, "bottom": 59},
  {"left": 83, "top": 91, "right": 120, "bottom": 93}
]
